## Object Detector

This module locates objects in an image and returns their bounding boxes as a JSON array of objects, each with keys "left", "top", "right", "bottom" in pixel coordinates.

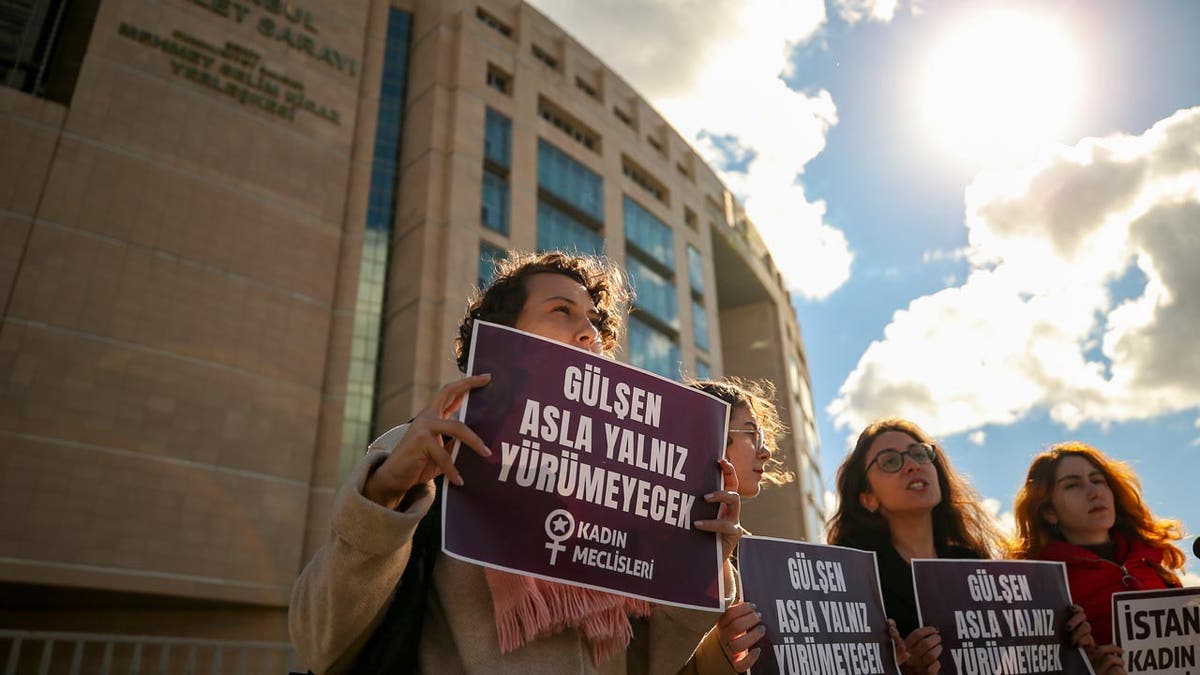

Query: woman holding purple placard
[
  {"left": 681, "top": 397, "right": 911, "bottom": 674},
  {"left": 678, "top": 378, "right": 792, "bottom": 674},
  {"left": 826, "top": 418, "right": 1101, "bottom": 675},
  {"left": 1010, "top": 442, "right": 1185, "bottom": 674},
  {"left": 288, "top": 250, "right": 745, "bottom": 675}
]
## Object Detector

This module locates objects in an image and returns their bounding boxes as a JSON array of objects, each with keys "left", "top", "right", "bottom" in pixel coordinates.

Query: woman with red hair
[{"left": 1010, "top": 442, "right": 1186, "bottom": 671}]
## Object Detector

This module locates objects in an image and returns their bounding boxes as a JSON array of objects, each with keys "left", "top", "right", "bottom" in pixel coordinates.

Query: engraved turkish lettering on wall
[{"left": 114, "top": 0, "right": 361, "bottom": 128}]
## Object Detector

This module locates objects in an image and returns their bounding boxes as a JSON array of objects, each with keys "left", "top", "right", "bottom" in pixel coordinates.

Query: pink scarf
[{"left": 484, "top": 568, "right": 652, "bottom": 664}]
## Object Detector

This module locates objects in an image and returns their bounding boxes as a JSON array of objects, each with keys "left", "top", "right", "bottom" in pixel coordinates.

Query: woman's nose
[{"left": 577, "top": 318, "right": 600, "bottom": 351}]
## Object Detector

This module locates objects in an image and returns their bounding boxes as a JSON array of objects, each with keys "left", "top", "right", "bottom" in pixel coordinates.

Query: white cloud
[
  {"left": 830, "top": 107, "right": 1200, "bottom": 437},
  {"left": 922, "top": 247, "right": 969, "bottom": 263},
  {"left": 967, "top": 430, "right": 986, "bottom": 446},
  {"left": 981, "top": 497, "right": 1016, "bottom": 539},
  {"left": 833, "top": 0, "right": 902, "bottom": 24},
  {"left": 527, "top": 0, "right": 853, "bottom": 300}
]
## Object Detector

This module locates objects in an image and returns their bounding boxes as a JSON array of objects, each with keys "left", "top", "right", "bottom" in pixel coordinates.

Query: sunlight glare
[{"left": 919, "top": 10, "right": 1082, "bottom": 167}]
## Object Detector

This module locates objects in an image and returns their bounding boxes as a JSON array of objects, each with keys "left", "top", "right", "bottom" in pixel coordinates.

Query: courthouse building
[{"left": 0, "top": 0, "right": 825, "bottom": 665}]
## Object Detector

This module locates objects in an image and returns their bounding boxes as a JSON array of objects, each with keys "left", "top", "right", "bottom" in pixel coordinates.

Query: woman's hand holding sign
[
  {"left": 695, "top": 458, "right": 743, "bottom": 563},
  {"left": 1087, "top": 645, "right": 1126, "bottom": 675},
  {"left": 1064, "top": 604, "right": 1128, "bottom": 675},
  {"left": 364, "top": 373, "right": 493, "bottom": 510},
  {"left": 715, "top": 601, "right": 764, "bottom": 672},
  {"left": 900, "top": 626, "right": 942, "bottom": 675}
]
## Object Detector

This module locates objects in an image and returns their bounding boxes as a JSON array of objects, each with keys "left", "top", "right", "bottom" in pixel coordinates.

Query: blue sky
[{"left": 529, "top": 0, "right": 1199, "bottom": 578}]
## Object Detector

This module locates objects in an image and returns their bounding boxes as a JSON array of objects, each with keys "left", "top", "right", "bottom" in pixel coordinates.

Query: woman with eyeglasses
[
  {"left": 677, "top": 378, "right": 791, "bottom": 674},
  {"left": 1008, "top": 442, "right": 1184, "bottom": 672},
  {"left": 826, "top": 418, "right": 1101, "bottom": 675}
]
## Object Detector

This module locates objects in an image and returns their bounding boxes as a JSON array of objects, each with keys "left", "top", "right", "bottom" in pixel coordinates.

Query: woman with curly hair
[
  {"left": 290, "top": 250, "right": 745, "bottom": 675},
  {"left": 1009, "top": 442, "right": 1185, "bottom": 668}
]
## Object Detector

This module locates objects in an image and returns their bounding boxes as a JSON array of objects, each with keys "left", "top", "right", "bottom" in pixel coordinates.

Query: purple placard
[
  {"left": 739, "top": 536, "right": 901, "bottom": 675},
  {"left": 1112, "top": 587, "right": 1200, "bottom": 674},
  {"left": 442, "top": 321, "right": 730, "bottom": 610},
  {"left": 913, "top": 559, "right": 1095, "bottom": 675}
]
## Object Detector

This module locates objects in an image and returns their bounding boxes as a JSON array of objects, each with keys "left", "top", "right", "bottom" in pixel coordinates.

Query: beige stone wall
[
  {"left": 0, "top": 0, "right": 824, "bottom": 646},
  {"left": 0, "top": 0, "right": 372, "bottom": 637}
]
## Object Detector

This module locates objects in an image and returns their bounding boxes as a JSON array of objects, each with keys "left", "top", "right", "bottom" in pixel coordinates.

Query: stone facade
[{"left": 0, "top": 0, "right": 823, "bottom": 648}]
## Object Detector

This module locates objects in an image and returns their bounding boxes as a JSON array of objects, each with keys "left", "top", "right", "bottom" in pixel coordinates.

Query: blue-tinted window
[
  {"left": 341, "top": 9, "right": 412, "bottom": 480},
  {"left": 537, "top": 199, "right": 603, "bottom": 255},
  {"left": 624, "top": 197, "right": 673, "bottom": 268},
  {"left": 628, "top": 315, "right": 680, "bottom": 380},
  {"left": 687, "top": 245, "right": 705, "bottom": 294},
  {"left": 695, "top": 359, "right": 711, "bottom": 380},
  {"left": 485, "top": 108, "right": 511, "bottom": 167},
  {"left": 481, "top": 171, "right": 509, "bottom": 234},
  {"left": 627, "top": 256, "right": 678, "bottom": 328},
  {"left": 692, "top": 299, "right": 709, "bottom": 351},
  {"left": 479, "top": 241, "right": 507, "bottom": 287},
  {"left": 537, "top": 139, "right": 603, "bottom": 222}
]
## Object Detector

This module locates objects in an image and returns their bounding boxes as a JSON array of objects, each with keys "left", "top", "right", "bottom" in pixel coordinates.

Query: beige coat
[{"left": 289, "top": 425, "right": 721, "bottom": 674}]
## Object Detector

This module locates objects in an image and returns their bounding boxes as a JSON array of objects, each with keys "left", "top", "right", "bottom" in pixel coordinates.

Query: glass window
[
  {"left": 687, "top": 245, "right": 705, "bottom": 294},
  {"left": 537, "top": 139, "right": 603, "bottom": 222},
  {"left": 481, "top": 171, "right": 509, "bottom": 234},
  {"left": 341, "top": 8, "right": 413, "bottom": 481},
  {"left": 694, "top": 359, "right": 711, "bottom": 380},
  {"left": 537, "top": 199, "right": 603, "bottom": 255},
  {"left": 628, "top": 315, "right": 680, "bottom": 380},
  {"left": 692, "top": 299, "right": 709, "bottom": 351},
  {"left": 479, "top": 241, "right": 506, "bottom": 287},
  {"left": 623, "top": 196, "right": 674, "bottom": 268},
  {"left": 626, "top": 256, "right": 678, "bottom": 328},
  {"left": 484, "top": 108, "right": 511, "bottom": 167}
]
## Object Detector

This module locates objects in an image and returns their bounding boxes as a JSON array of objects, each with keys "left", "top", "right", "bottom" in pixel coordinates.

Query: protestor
[
  {"left": 825, "top": 418, "right": 1098, "bottom": 675},
  {"left": 679, "top": 378, "right": 789, "bottom": 674},
  {"left": 679, "top": 380, "right": 905, "bottom": 674},
  {"left": 1009, "top": 441, "right": 1186, "bottom": 673},
  {"left": 289, "top": 250, "right": 744, "bottom": 675}
]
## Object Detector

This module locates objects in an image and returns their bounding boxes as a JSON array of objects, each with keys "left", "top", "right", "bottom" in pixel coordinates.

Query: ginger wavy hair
[
  {"left": 1008, "top": 441, "right": 1185, "bottom": 575},
  {"left": 454, "top": 250, "right": 631, "bottom": 372},
  {"left": 687, "top": 377, "right": 795, "bottom": 488},
  {"left": 826, "top": 417, "right": 1002, "bottom": 557}
]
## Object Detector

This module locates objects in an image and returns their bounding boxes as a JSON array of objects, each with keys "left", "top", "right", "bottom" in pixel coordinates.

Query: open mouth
[{"left": 906, "top": 479, "right": 928, "bottom": 491}]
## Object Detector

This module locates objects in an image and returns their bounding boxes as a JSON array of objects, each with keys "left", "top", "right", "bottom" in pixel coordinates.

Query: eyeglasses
[
  {"left": 729, "top": 428, "right": 765, "bottom": 451},
  {"left": 865, "top": 442, "right": 937, "bottom": 474}
]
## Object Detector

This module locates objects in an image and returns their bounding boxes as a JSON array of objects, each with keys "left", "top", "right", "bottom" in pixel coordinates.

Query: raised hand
[{"left": 364, "top": 373, "right": 493, "bottom": 509}]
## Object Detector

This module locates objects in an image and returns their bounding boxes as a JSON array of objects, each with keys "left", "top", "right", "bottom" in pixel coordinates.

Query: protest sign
[
  {"left": 913, "top": 559, "right": 1095, "bottom": 675},
  {"left": 739, "top": 536, "right": 901, "bottom": 675},
  {"left": 442, "top": 321, "right": 730, "bottom": 610},
  {"left": 1113, "top": 586, "right": 1200, "bottom": 674}
]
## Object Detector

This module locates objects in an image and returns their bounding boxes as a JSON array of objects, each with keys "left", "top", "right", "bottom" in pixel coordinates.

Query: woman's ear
[
  {"left": 859, "top": 491, "right": 879, "bottom": 514},
  {"left": 1042, "top": 507, "right": 1058, "bottom": 526}
]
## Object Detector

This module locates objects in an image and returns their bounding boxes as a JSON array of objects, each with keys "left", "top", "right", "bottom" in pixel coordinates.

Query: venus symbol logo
[{"left": 544, "top": 508, "right": 575, "bottom": 565}]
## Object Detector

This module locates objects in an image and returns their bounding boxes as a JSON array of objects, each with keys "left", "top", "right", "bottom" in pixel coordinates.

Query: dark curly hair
[
  {"left": 826, "top": 417, "right": 1002, "bottom": 558},
  {"left": 687, "top": 377, "right": 794, "bottom": 488},
  {"left": 454, "top": 250, "right": 632, "bottom": 372}
]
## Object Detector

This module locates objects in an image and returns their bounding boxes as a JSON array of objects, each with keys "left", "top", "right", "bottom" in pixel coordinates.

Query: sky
[{"left": 526, "top": 0, "right": 1200, "bottom": 580}]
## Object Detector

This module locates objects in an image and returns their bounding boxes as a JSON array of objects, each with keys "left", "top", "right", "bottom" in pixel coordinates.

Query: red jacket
[{"left": 1038, "top": 533, "right": 1176, "bottom": 645}]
